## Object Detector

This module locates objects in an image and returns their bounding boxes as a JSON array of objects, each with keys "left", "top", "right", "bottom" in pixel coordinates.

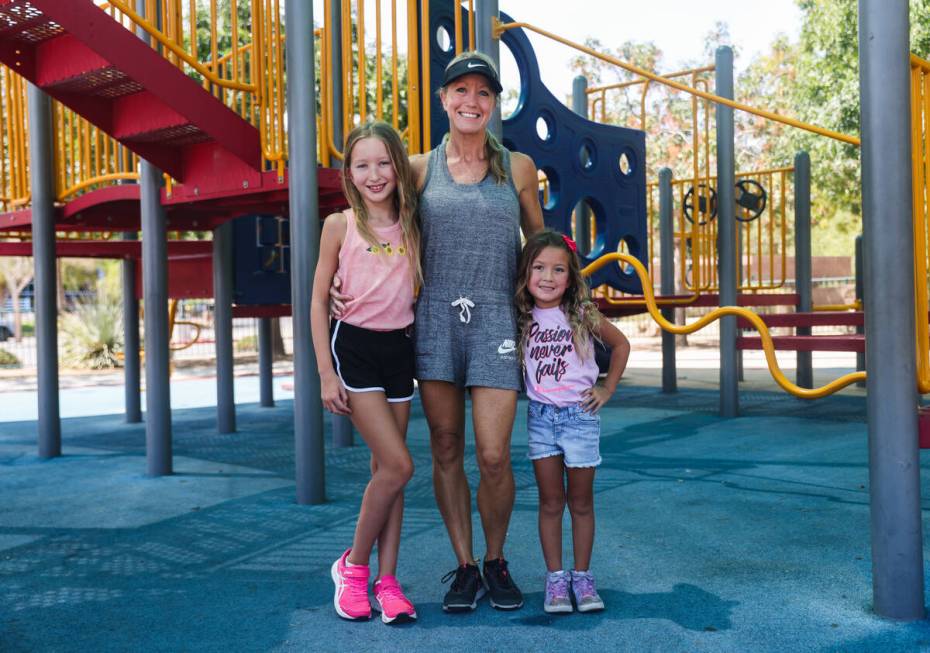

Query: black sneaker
[
  {"left": 483, "top": 557, "right": 523, "bottom": 610},
  {"left": 441, "top": 563, "right": 485, "bottom": 612}
]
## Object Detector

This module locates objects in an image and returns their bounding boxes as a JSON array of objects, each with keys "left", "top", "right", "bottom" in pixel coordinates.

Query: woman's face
[{"left": 440, "top": 73, "right": 496, "bottom": 136}]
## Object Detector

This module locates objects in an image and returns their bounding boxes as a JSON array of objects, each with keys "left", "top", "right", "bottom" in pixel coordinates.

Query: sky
[{"left": 497, "top": 0, "right": 803, "bottom": 102}]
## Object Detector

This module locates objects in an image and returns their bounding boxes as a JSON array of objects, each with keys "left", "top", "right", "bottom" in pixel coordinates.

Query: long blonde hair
[
  {"left": 515, "top": 230, "right": 602, "bottom": 360},
  {"left": 341, "top": 121, "right": 422, "bottom": 290},
  {"left": 439, "top": 50, "right": 508, "bottom": 185}
]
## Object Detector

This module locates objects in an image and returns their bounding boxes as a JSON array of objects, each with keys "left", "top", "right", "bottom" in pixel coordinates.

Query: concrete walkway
[{"left": 2, "top": 349, "right": 928, "bottom": 652}]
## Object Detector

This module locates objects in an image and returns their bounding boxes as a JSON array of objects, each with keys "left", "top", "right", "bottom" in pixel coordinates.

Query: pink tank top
[
  {"left": 523, "top": 306, "right": 599, "bottom": 407},
  {"left": 336, "top": 208, "right": 415, "bottom": 330}
]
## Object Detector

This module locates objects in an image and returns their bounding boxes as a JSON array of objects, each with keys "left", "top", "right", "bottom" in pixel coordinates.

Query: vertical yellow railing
[
  {"left": 1, "top": 67, "right": 30, "bottom": 212},
  {"left": 910, "top": 54, "right": 930, "bottom": 393}
]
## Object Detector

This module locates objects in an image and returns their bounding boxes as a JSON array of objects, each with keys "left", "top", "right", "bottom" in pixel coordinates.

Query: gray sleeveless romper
[{"left": 414, "top": 140, "right": 522, "bottom": 390}]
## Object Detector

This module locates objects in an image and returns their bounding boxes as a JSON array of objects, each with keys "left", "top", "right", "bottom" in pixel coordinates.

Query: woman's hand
[
  {"left": 581, "top": 385, "right": 612, "bottom": 414},
  {"left": 329, "top": 274, "right": 352, "bottom": 318},
  {"left": 321, "top": 372, "right": 351, "bottom": 415}
]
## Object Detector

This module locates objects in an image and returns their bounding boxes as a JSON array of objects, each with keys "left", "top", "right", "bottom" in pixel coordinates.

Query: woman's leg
[
  {"left": 470, "top": 386, "right": 518, "bottom": 560},
  {"left": 346, "top": 391, "right": 415, "bottom": 566},
  {"left": 566, "top": 467, "right": 596, "bottom": 571},
  {"left": 420, "top": 380, "right": 472, "bottom": 564},
  {"left": 373, "top": 400, "right": 411, "bottom": 579},
  {"left": 532, "top": 456, "right": 566, "bottom": 572}
]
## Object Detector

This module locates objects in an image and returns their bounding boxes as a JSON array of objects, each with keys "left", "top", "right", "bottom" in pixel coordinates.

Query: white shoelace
[{"left": 451, "top": 296, "right": 475, "bottom": 324}]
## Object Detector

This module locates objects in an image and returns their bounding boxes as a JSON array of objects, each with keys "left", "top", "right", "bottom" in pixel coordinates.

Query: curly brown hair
[{"left": 515, "top": 229, "right": 602, "bottom": 361}]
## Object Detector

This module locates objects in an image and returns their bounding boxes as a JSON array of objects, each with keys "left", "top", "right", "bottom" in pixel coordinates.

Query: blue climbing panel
[
  {"left": 232, "top": 214, "right": 291, "bottom": 306},
  {"left": 426, "top": 8, "right": 648, "bottom": 293}
]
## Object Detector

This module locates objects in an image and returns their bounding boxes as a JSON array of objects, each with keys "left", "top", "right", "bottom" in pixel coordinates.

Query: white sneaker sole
[
  {"left": 576, "top": 601, "right": 605, "bottom": 613},
  {"left": 543, "top": 603, "right": 573, "bottom": 614}
]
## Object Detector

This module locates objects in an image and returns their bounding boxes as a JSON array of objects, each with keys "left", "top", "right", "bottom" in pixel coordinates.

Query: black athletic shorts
[{"left": 330, "top": 319, "right": 415, "bottom": 402}]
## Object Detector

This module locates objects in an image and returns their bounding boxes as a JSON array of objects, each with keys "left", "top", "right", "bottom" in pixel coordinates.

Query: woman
[{"left": 334, "top": 50, "right": 544, "bottom": 612}]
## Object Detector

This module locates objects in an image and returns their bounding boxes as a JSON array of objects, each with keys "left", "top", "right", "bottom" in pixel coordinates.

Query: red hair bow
[{"left": 561, "top": 234, "right": 578, "bottom": 253}]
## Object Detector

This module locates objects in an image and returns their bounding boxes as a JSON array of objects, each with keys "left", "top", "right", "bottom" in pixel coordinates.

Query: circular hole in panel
[
  {"left": 615, "top": 236, "right": 641, "bottom": 276},
  {"left": 574, "top": 196, "right": 606, "bottom": 258},
  {"left": 436, "top": 24, "right": 453, "bottom": 53},
  {"left": 536, "top": 113, "right": 554, "bottom": 142},
  {"left": 618, "top": 149, "right": 635, "bottom": 177},
  {"left": 579, "top": 140, "right": 595, "bottom": 171},
  {"left": 499, "top": 40, "right": 523, "bottom": 120},
  {"left": 538, "top": 167, "right": 560, "bottom": 211}
]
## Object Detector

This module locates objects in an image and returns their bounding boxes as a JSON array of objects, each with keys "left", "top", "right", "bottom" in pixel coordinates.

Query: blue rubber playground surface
[{"left": 3, "top": 374, "right": 930, "bottom": 651}]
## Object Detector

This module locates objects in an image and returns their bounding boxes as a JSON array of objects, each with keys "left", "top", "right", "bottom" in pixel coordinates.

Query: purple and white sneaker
[
  {"left": 544, "top": 570, "right": 573, "bottom": 613},
  {"left": 570, "top": 570, "right": 605, "bottom": 612}
]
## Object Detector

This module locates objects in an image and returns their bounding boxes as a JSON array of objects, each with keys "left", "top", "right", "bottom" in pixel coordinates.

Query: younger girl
[
  {"left": 516, "top": 229, "right": 631, "bottom": 614},
  {"left": 310, "top": 121, "right": 421, "bottom": 624}
]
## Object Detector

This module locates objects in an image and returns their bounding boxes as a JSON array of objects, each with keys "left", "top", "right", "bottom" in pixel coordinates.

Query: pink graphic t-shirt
[{"left": 523, "top": 306, "right": 598, "bottom": 407}]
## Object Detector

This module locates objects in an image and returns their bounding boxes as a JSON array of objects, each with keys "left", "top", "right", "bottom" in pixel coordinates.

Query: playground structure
[{"left": 0, "top": 0, "right": 924, "bottom": 620}]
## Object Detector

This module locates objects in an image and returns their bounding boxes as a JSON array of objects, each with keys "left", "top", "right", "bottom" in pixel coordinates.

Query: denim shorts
[{"left": 526, "top": 400, "right": 601, "bottom": 468}]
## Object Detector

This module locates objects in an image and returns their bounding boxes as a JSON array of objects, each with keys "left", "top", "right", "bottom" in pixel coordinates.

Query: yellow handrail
[
  {"left": 583, "top": 253, "right": 866, "bottom": 399},
  {"left": 493, "top": 18, "right": 861, "bottom": 146}
]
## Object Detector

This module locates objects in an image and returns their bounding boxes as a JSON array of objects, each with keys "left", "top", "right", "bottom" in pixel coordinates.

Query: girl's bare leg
[
  {"left": 566, "top": 467, "right": 596, "bottom": 571},
  {"left": 373, "top": 400, "right": 411, "bottom": 579},
  {"left": 532, "top": 456, "right": 566, "bottom": 572}
]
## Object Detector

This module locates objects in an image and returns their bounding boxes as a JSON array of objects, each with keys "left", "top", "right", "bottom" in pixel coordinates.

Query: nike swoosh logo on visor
[{"left": 466, "top": 62, "right": 486, "bottom": 68}]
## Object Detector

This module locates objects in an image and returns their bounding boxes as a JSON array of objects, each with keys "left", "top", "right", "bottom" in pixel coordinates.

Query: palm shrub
[
  {"left": 60, "top": 301, "right": 123, "bottom": 369},
  {"left": 0, "top": 348, "right": 19, "bottom": 368}
]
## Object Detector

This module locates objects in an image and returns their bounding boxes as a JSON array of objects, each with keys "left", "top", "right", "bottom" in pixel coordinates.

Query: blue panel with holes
[
  {"left": 425, "top": 7, "right": 647, "bottom": 293},
  {"left": 232, "top": 214, "right": 291, "bottom": 305},
  {"left": 498, "top": 15, "right": 647, "bottom": 293}
]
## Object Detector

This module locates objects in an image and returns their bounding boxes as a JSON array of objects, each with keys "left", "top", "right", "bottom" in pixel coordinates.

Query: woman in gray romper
[{"left": 408, "top": 51, "right": 544, "bottom": 612}]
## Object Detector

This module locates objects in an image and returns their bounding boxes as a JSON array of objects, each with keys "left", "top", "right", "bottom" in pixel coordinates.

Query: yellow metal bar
[
  {"left": 406, "top": 0, "right": 421, "bottom": 152},
  {"left": 583, "top": 253, "right": 866, "bottom": 398},
  {"left": 391, "top": 0, "right": 399, "bottom": 130},
  {"left": 359, "top": 0, "right": 367, "bottom": 124},
  {"left": 376, "top": 0, "right": 383, "bottom": 119},
  {"left": 420, "top": 0, "right": 431, "bottom": 149},
  {"left": 468, "top": 0, "right": 475, "bottom": 51},
  {"left": 494, "top": 19, "right": 861, "bottom": 146},
  {"left": 586, "top": 65, "right": 716, "bottom": 94},
  {"left": 342, "top": 0, "right": 353, "bottom": 132},
  {"left": 454, "top": 0, "right": 462, "bottom": 55}
]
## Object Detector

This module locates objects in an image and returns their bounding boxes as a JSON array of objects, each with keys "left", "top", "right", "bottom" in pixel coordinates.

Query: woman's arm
[
  {"left": 410, "top": 153, "right": 430, "bottom": 191},
  {"left": 581, "top": 317, "right": 631, "bottom": 413},
  {"left": 511, "top": 151, "right": 545, "bottom": 238},
  {"left": 311, "top": 212, "right": 351, "bottom": 415}
]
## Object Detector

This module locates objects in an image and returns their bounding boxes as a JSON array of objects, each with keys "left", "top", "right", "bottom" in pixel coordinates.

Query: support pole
[
  {"left": 140, "top": 162, "right": 171, "bottom": 475},
  {"left": 794, "top": 152, "right": 813, "bottom": 389},
  {"left": 258, "top": 317, "right": 274, "bottom": 407},
  {"left": 122, "top": 232, "right": 141, "bottom": 423},
  {"left": 27, "top": 83, "right": 60, "bottom": 458},
  {"left": 286, "top": 0, "right": 325, "bottom": 504},
  {"left": 659, "top": 168, "right": 677, "bottom": 393},
  {"left": 715, "top": 46, "right": 738, "bottom": 417},
  {"left": 572, "top": 75, "right": 592, "bottom": 256},
  {"left": 213, "top": 221, "right": 235, "bottom": 433},
  {"left": 858, "top": 0, "right": 924, "bottom": 620},
  {"left": 476, "top": 0, "right": 502, "bottom": 139}
]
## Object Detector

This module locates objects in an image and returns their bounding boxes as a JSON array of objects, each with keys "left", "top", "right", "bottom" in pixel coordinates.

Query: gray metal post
[
  {"left": 794, "top": 152, "right": 813, "bottom": 388},
  {"left": 855, "top": 234, "right": 865, "bottom": 383},
  {"left": 659, "top": 168, "right": 677, "bottom": 393},
  {"left": 476, "top": 0, "right": 502, "bottom": 139},
  {"left": 859, "top": 0, "right": 925, "bottom": 620},
  {"left": 136, "top": 0, "right": 171, "bottom": 475},
  {"left": 140, "top": 162, "right": 172, "bottom": 475},
  {"left": 286, "top": 0, "right": 325, "bottom": 504},
  {"left": 258, "top": 317, "right": 274, "bottom": 407},
  {"left": 27, "top": 84, "right": 60, "bottom": 458},
  {"left": 715, "top": 46, "right": 738, "bottom": 417},
  {"left": 122, "top": 232, "right": 141, "bottom": 423},
  {"left": 572, "top": 75, "right": 592, "bottom": 256},
  {"left": 213, "top": 221, "right": 235, "bottom": 433}
]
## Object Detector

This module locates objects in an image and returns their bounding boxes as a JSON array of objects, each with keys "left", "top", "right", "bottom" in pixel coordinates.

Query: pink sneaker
[
  {"left": 331, "top": 549, "right": 371, "bottom": 620},
  {"left": 373, "top": 575, "right": 417, "bottom": 624}
]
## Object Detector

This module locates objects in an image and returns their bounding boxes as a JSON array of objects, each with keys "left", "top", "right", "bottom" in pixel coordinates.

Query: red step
[
  {"left": 736, "top": 335, "right": 865, "bottom": 353},
  {"left": 0, "top": 0, "right": 261, "bottom": 189},
  {"left": 736, "top": 311, "right": 864, "bottom": 329}
]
